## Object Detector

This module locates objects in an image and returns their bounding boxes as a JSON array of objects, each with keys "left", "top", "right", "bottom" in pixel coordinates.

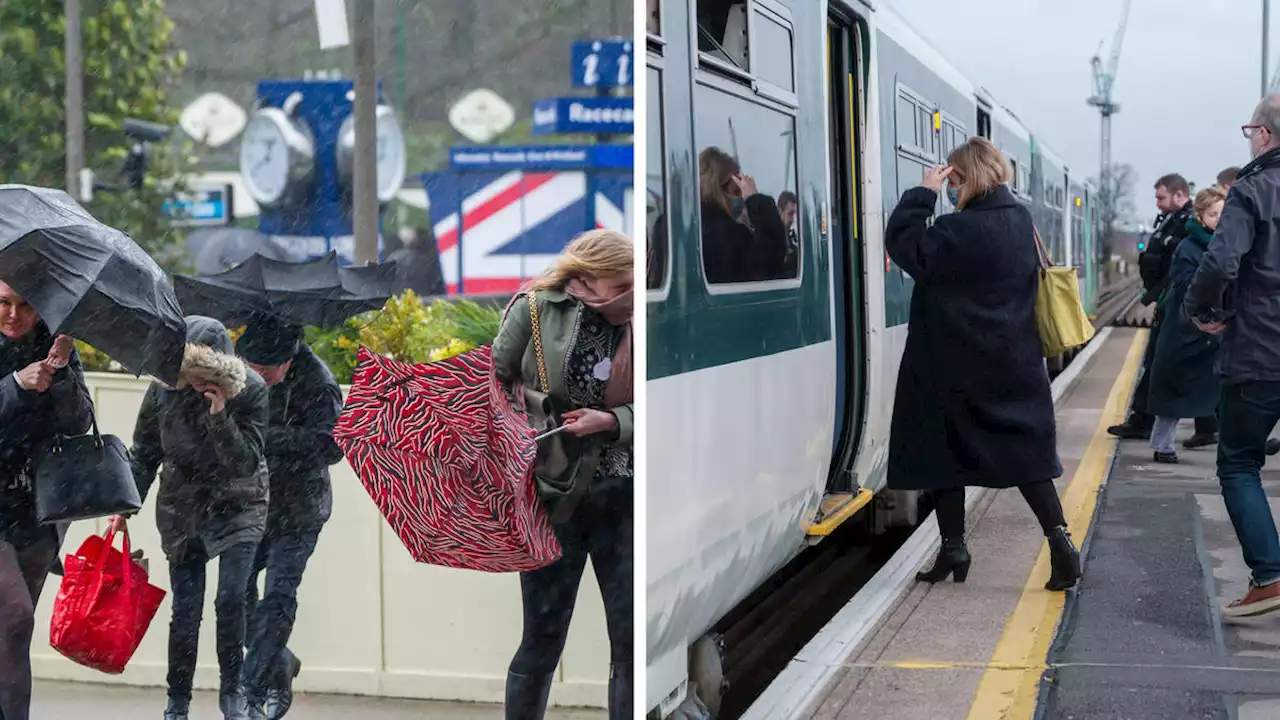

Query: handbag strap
[
  {"left": 85, "top": 527, "right": 133, "bottom": 613},
  {"left": 526, "top": 290, "right": 550, "bottom": 393},
  {"left": 1032, "top": 225, "right": 1053, "bottom": 270}
]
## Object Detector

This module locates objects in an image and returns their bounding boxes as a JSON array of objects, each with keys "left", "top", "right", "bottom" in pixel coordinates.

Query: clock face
[
  {"left": 239, "top": 115, "right": 291, "bottom": 206},
  {"left": 375, "top": 109, "right": 407, "bottom": 203}
]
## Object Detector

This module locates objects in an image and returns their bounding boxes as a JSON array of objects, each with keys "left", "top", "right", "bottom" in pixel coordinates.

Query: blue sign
[
  {"left": 163, "top": 185, "right": 233, "bottom": 227},
  {"left": 449, "top": 144, "right": 634, "bottom": 172},
  {"left": 571, "top": 38, "right": 634, "bottom": 88},
  {"left": 531, "top": 97, "right": 634, "bottom": 136}
]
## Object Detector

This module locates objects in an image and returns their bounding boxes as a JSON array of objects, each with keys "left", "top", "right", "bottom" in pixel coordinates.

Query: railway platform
[{"left": 745, "top": 326, "right": 1280, "bottom": 720}]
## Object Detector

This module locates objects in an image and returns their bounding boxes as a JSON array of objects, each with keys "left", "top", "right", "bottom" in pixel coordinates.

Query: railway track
[{"left": 709, "top": 276, "right": 1145, "bottom": 719}]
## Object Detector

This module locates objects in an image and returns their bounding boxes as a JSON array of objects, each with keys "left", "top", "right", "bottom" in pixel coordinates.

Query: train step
[{"left": 806, "top": 488, "right": 874, "bottom": 537}]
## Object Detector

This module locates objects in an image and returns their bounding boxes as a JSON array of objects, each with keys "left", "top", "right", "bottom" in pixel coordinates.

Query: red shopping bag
[{"left": 49, "top": 527, "right": 166, "bottom": 674}]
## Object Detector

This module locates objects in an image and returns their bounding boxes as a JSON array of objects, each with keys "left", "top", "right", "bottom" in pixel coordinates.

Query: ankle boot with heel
[
  {"left": 916, "top": 537, "right": 971, "bottom": 583},
  {"left": 1045, "top": 525, "right": 1082, "bottom": 591}
]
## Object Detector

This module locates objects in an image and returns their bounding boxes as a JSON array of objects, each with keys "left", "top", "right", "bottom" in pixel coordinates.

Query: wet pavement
[
  {"left": 1042, "top": 425, "right": 1280, "bottom": 719},
  {"left": 32, "top": 681, "right": 606, "bottom": 719}
]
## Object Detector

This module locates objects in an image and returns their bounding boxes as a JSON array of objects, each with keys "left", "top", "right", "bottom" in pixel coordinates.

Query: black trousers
[
  {"left": 0, "top": 533, "right": 58, "bottom": 720},
  {"left": 934, "top": 481, "right": 1066, "bottom": 540},
  {"left": 242, "top": 529, "right": 321, "bottom": 699},
  {"left": 508, "top": 478, "right": 632, "bottom": 708},
  {"left": 1129, "top": 315, "right": 1218, "bottom": 434},
  {"left": 167, "top": 540, "right": 258, "bottom": 698}
]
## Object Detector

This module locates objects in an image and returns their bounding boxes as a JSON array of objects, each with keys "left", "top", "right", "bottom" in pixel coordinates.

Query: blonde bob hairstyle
[
  {"left": 946, "top": 136, "right": 1012, "bottom": 209},
  {"left": 1193, "top": 185, "right": 1228, "bottom": 223},
  {"left": 526, "top": 229, "right": 635, "bottom": 292}
]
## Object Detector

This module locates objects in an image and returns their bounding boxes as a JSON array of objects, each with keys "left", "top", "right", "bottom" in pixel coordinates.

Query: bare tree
[{"left": 1090, "top": 161, "right": 1137, "bottom": 264}]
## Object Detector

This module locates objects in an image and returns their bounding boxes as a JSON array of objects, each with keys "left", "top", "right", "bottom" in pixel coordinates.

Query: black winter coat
[
  {"left": 1139, "top": 202, "right": 1194, "bottom": 306},
  {"left": 258, "top": 344, "right": 344, "bottom": 536},
  {"left": 1186, "top": 148, "right": 1280, "bottom": 384},
  {"left": 130, "top": 316, "right": 269, "bottom": 558},
  {"left": 885, "top": 185, "right": 1061, "bottom": 491},
  {"left": 0, "top": 325, "right": 93, "bottom": 547},
  {"left": 700, "top": 195, "right": 790, "bottom": 283},
  {"left": 1148, "top": 219, "right": 1222, "bottom": 418}
]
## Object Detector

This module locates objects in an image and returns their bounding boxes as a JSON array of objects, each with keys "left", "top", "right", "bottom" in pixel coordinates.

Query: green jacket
[{"left": 492, "top": 289, "right": 634, "bottom": 445}]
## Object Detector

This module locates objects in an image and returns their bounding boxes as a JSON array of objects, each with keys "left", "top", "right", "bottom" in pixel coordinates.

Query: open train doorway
[{"left": 815, "top": 9, "right": 869, "bottom": 527}]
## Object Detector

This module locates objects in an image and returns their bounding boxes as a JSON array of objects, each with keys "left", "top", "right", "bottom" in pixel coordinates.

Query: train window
[
  {"left": 896, "top": 96, "right": 916, "bottom": 148},
  {"left": 1008, "top": 157, "right": 1019, "bottom": 190},
  {"left": 646, "top": 65, "right": 668, "bottom": 291},
  {"left": 694, "top": 83, "right": 800, "bottom": 285},
  {"left": 648, "top": 0, "right": 660, "bottom": 37},
  {"left": 753, "top": 11, "right": 794, "bottom": 92},
  {"left": 897, "top": 155, "right": 926, "bottom": 198},
  {"left": 697, "top": 0, "right": 750, "bottom": 73},
  {"left": 917, "top": 108, "right": 934, "bottom": 155}
]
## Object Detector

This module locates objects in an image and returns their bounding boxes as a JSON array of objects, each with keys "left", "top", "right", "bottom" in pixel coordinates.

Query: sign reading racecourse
[{"left": 530, "top": 97, "right": 633, "bottom": 136}]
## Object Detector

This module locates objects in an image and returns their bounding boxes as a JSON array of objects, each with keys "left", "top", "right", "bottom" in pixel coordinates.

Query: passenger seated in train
[
  {"left": 881, "top": 137, "right": 1082, "bottom": 593},
  {"left": 697, "top": 147, "right": 789, "bottom": 284},
  {"left": 1145, "top": 186, "right": 1228, "bottom": 464}
]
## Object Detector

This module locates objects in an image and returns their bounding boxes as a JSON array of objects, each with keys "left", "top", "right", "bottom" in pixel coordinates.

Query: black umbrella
[
  {"left": 173, "top": 251, "right": 398, "bottom": 329},
  {"left": 0, "top": 185, "right": 186, "bottom": 385}
]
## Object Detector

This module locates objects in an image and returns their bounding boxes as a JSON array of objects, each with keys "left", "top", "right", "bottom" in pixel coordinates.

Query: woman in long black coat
[
  {"left": 885, "top": 137, "right": 1081, "bottom": 592},
  {"left": 1146, "top": 186, "right": 1227, "bottom": 463}
]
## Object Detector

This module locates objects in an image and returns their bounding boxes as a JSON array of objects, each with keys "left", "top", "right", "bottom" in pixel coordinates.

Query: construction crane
[{"left": 1087, "top": 0, "right": 1133, "bottom": 247}]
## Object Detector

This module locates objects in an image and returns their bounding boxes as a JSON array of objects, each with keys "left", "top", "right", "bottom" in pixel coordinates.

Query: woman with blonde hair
[
  {"left": 884, "top": 136, "right": 1082, "bottom": 592},
  {"left": 492, "top": 229, "right": 634, "bottom": 719},
  {"left": 1146, "top": 185, "right": 1229, "bottom": 463},
  {"left": 698, "top": 146, "right": 789, "bottom": 283}
]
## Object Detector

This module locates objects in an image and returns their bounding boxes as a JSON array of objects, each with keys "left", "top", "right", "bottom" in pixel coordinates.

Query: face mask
[
  {"left": 731, "top": 197, "right": 746, "bottom": 217},
  {"left": 946, "top": 185, "right": 960, "bottom": 207}
]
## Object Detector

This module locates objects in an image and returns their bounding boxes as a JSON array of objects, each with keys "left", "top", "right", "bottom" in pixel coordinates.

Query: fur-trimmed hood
[{"left": 176, "top": 316, "right": 247, "bottom": 398}]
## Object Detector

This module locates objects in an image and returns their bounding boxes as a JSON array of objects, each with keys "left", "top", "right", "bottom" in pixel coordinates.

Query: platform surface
[
  {"left": 796, "top": 327, "right": 1280, "bottom": 720},
  {"left": 30, "top": 680, "right": 604, "bottom": 719}
]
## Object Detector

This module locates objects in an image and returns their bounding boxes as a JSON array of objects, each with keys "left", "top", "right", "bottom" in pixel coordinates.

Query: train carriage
[{"left": 644, "top": 1, "right": 1099, "bottom": 715}]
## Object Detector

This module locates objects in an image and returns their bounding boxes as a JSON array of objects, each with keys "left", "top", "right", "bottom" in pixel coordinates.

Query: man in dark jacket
[
  {"left": 1186, "top": 93, "right": 1280, "bottom": 618},
  {"left": 386, "top": 226, "right": 446, "bottom": 297},
  {"left": 236, "top": 317, "right": 344, "bottom": 720},
  {"left": 1110, "top": 173, "right": 1219, "bottom": 447}
]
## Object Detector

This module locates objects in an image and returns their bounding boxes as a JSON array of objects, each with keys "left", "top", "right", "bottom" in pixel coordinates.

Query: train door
[{"left": 812, "top": 8, "right": 869, "bottom": 533}]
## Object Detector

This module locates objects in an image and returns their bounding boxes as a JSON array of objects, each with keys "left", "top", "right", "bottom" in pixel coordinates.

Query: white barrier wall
[{"left": 30, "top": 373, "right": 610, "bottom": 708}]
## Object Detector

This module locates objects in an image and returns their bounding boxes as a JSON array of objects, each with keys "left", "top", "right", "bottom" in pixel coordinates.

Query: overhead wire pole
[
  {"left": 352, "top": 0, "right": 379, "bottom": 265},
  {"left": 1266, "top": 0, "right": 1272, "bottom": 97},
  {"left": 64, "top": 0, "right": 84, "bottom": 199}
]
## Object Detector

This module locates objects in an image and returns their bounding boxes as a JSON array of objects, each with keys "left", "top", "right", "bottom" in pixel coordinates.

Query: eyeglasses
[{"left": 1244, "top": 125, "right": 1270, "bottom": 139}]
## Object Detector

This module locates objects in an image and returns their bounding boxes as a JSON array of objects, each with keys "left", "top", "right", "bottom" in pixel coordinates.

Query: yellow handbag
[{"left": 1033, "top": 227, "right": 1096, "bottom": 357}]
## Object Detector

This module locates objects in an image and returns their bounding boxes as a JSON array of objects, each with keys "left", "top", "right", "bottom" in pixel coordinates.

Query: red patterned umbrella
[{"left": 333, "top": 345, "right": 561, "bottom": 572}]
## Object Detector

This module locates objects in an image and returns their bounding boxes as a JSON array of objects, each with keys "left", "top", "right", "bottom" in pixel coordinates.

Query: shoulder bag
[
  {"left": 33, "top": 410, "right": 142, "bottom": 525},
  {"left": 1033, "top": 226, "right": 1096, "bottom": 357},
  {"left": 523, "top": 291, "right": 599, "bottom": 524}
]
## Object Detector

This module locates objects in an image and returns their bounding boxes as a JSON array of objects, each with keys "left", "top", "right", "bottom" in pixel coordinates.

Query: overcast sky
[{"left": 889, "top": 0, "right": 1270, "bottom": 221}]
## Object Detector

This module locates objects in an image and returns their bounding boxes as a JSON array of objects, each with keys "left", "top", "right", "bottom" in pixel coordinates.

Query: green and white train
[{"left": 644, "top": 0, "right": 1099, "bottom": 715}]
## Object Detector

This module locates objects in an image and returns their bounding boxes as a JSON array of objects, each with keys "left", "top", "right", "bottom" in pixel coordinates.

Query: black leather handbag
[{"left": 32, "top": 412, "right": 141, "bottom": 525}]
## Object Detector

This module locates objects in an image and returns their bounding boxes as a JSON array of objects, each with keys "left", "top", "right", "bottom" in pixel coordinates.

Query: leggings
[
  {"left": 166, "top": 540, "right": 258, "bottom": 698},
  {"left": 0, "top": 534, "right": 58, "bottom": 720},
  {"left": 934, "top": 480, "right": 1066, "bottom": 540},
  {"left": 509, "top": 477, "right": 633, "bottom": 676}
]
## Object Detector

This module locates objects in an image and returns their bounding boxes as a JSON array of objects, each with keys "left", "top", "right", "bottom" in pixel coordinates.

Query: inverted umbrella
[
  {"left": 332, "top": 345, "right": 560, "bottom": 573},
  {"left": 173, "top": 251, "right": 397, "bottom": 329},
  {"left": 0, "top": 185, "right": 186, "bottom": 386}
]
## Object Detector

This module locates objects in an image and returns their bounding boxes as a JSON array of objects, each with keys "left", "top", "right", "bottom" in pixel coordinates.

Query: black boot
[
  {"left": 1045, "top": 526, "right": 1082, "bottom": 591},
  {"left": 1183, "top": 432, "right": 1218, "bottom": 449},
  {"left": 219, "top": 688, "right": 261, "bottom": 720},
  {"left": 916, "top": 537, "right": 971, "bottom": 583},
  {"left": 164, "top": 695, "right": 190, "bottom": 720},
  {"left": 608, "top": 662, "right": 632, "bottom": 720},
  {"left": 264, "top": 653, "right": 302, "bottom": 719},
  {"left": 505, "top": 670, "right": 554, "bottom": 720},
  {"left": 1267, "top": 437, "right": 1280, "bottom": 456}
]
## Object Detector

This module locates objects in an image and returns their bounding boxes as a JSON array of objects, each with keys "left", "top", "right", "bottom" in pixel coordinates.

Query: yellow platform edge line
[
  {"left": 807, "top": 488, "right": 876, "bottom": 536},
  {"left": 965, "top": 329, "right": 1146, "bottom": 720}
]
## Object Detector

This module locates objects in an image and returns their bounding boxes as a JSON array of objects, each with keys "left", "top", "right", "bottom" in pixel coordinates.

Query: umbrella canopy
[
  {"left": 183, "top": 227, "right": 313, "bottom": 275},
  {"left": 0, "top": 185, "right": 186, "bottom": 385},
  {"left": 173, "top": 251, "right": 398, "bottom": 329},
  {"left": 333, "top": 345, "right": 560, "bottom": 573}
]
